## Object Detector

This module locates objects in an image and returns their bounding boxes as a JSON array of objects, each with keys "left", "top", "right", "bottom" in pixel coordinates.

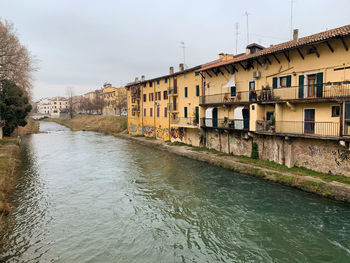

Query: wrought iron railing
[
  {"left": 257, "top": 82, "right": 350, "bottom": 102},
  {"left": 171, "top": 117, "right": 199, "bottom": 126},
  {"left": 200, "top": 91, "right": 250, "bottom": 105},
  {"left": 256, "top": 120, "right": 340, "bottom": 137},
  {"left": 168, "top": 103, "right": 178, "bottom": 111},
  {"left": 201, "top": 118, "right": 249, "bottom": 130},
  {"left": 168, "top": 86, "right": 178, "bottom": 95}
]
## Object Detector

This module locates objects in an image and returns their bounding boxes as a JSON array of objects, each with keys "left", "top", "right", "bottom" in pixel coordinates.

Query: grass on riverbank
[
  {"left": 15, "top": 118, "right": 40, "bottom": 136},
  {"left": 0, "top": 138, "right": 20, "bottom": 229},
  {"left": 48, "top": 115, "right": 127, "bottom": 135}
]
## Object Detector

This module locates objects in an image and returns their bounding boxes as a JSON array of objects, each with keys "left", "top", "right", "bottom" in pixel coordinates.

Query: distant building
[
  {"left": 36, "top": 97, "right": 68, "bottom": 118},
  {"left": 101, "top": 83, "right": 127, "bottom": 116}
]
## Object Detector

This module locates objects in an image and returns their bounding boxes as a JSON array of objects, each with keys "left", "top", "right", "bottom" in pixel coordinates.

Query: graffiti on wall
[
  {"left": 308, "top": 146, "right": 323, "bottom": 157},
  {"left": 332, "top": 149, "right": 350, "bottom": 166},
  {"left": 143, "top": 126, "right": 154, "bottom": 137},
  {"left": 156, "top": 128, "right": 169, "bottom": 140},
  {"left": 170, "top": 127, "right": 184, "bottom": 141},
  {"left": 129, "top": 124, "right": 136, "bottom": 133}
]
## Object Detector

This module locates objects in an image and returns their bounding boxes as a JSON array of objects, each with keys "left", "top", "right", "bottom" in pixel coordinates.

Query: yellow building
[
  {"left": 101, "top": 83, "right": 127, "bottom": 116},
  {"left": 126, "top": 64, "right": 203, "bottom": 146}
]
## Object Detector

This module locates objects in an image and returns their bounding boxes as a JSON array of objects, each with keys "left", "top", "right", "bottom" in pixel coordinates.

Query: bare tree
[
  {"left": 0, "top": 20, "right": 36, "bottom": 93},
  {"left": 66, "top": 87, "right": 74, "bottom": 119},
  {"left": 115, "top": 88, "right": 127, "bottom": 115}
]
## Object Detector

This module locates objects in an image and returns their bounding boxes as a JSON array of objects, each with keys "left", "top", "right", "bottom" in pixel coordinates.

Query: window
[
  {"left": 332, "top": 106, "right": 340, "bottom": 117},
  {"left": 184, "top": 87, "right": 188, "bottom": 98},
  {"left": 157, "top": 107, "right": 160, "bottom": 117},
  {"left": 195, "top": 72, "right": 199, "bottom": 76},
  {"left": 150, "top": 108, "right": 153, "bottom": 117},
  {"left": 143, "top": 94, "right": 146, "bottom": 102},
  {"left": 157, "top": 92, "right": 161, "bottom": 100},
  {"left": 164, "top": 107, "right": 167, "bottom": 117},
  {"left": 163, "top": 90, "right": 168, "bottom": 100},
  {"left": 157, "top": 80, "right": 160, "bottom": 85},
  {"left": 273, "top": 75, "right": 291, "bottom": 89},
  {"left": 196, "top": 85, "right": 199, "bottom": 97},
  {"left": 144, "top": 108, "right": 146, "bottom": 116},
  {"left": 149, "top": 81, "right": 153, "bottom": 87},
  {"left": 149, "top": 93, "right": 152, "bottom": 101},
  {"left": 230, "top": 86, "right": 236, "bottom": 97},
  {"left": 184, "top": 107, "right": 188, "bottom": 118},
  {"left": 164, "top": 78, "right": 168, "bottom": 84},
  {"left": 249, "top": 81, "right": 255, "bottom": 91}
]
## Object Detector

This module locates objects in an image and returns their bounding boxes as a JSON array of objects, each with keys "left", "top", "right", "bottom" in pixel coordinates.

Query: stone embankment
[{"left": 117, "top": 134, "right": 350, "bottom": 204}]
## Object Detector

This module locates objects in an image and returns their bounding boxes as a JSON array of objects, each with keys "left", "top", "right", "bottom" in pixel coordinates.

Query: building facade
[{"left": 127, "top": 24, "right": 350, "bottom": 177}]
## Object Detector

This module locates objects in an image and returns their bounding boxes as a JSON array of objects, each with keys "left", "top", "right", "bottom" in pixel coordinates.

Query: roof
[
  {"left": 198, "top": 24, "right": 350, "bottom": 72},
  {"left": 125, "top": 64, "right": 202, "bottom": 87}
]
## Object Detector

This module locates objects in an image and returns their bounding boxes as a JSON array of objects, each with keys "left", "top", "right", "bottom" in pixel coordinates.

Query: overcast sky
[{"left": 1, "top": 0, "right": 350, "bottom": 100}]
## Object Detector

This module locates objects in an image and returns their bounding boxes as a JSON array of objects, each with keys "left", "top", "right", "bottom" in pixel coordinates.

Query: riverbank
[
  {"left": 16, "top": 119, "right": 40, "bottom": 136},
  {"left": 117, "top": 133, "right": 350, "bottom": 203},
  {"left": 47, "top": 115, "right": 127, "bottom": 135},
  {"left": 0, "top": 138, "right": 20, "bottom": 231}
]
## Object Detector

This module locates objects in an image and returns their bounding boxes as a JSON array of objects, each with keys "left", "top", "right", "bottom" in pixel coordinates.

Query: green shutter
[
  {"left": 273, "top": 77, "right": 278, "bottom": 89},
  {"left": 184, "top": 107, "right": 188, "bottom": 118},
  {"left": 286, "top": 75, "right": 292, "bottom": 87},
  {"left": 316, "top": 72, "right": 323, "bottom": 98},
  {"left": 196, "top": 85, "right": 199, "bottom": 96},
  {"left": 345, "top": 103, "right": 350, "bottom": 120},
  {"left": 195, "top": 107, "right": 199, "bottom": 124},
  {"left": 231, "top": 86, "right": 236, "bottom": 97},
  {"left": 185, "top": 87, "right": 188, "bottom": 97},
  {"left": 298, "top": 75, "right": 304, "bottom": 98}
]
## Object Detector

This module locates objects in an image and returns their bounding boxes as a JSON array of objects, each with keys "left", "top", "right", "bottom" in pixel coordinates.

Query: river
[{"left": 1, "top": 121, "right": 350, "bottom": 262}]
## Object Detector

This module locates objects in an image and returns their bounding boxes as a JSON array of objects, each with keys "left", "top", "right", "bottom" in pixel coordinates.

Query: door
[
  {"left": 249, "top": 81, "right": 256, "bottom": 102},
  {"left": 172, "top": 97, "right": 177, "bottom": 111},
  {"left": 304, "top": 109, "right": 315, "bottom": 134},
  {"left": 212, "top": 108, "right": 218, "bottom": 127},
  {"left": 173, "top": 77, "right": 177, "bottom": 94},
  {"left": 242, "top": 109, "right": 250, "bottom": 130},
  {"left": 307, "top": 75, "right": 316, "bottom": 98}
]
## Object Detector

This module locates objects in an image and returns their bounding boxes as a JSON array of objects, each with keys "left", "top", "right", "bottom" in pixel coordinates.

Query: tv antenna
[
  {"left": 244, "top": 12, "right": 250, "bottom": 45},
  {"left": 180, "top": 41, "right": 187, "bottom": 69},
  {"left": 235, "top": 23, "right": 240, "bottom": 54}
]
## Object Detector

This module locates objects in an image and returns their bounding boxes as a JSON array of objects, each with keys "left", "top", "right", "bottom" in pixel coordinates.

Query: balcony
[
  {"left": 168, "top": 103, "right": 178, "bottom": 112},
  {"left": 132, "top": 105, "right": 140, "bottom": 111},
  {"left": 201, "top": 118, "right": 249, "bottom": 131},
  {"left": 168, "top": 87, "right": 178, "bottom": 96},
  {"left": 171, "top": 117, "right": 199, "bottom": 128},
  {"left": 256, "top": 82, "right": 350, "bottom": 103},
  {"left": 256, "top": 120, "right": 340, "bottom": 138},
  {"left": 200, "top": 91, "right": 250, "bottom": 106}
]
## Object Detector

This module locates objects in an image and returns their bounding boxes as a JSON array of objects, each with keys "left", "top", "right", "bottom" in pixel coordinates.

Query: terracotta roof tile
[{"left": 199, "top": 24, "right": 350, "bottom": 71}]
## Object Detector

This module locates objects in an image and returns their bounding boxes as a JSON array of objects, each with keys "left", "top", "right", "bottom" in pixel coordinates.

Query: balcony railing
[
  {"left": 168, "top": 103, "right": 178, "bottom": 111},
  {"left": 171, "top": 117, "right": 199, "bottom": 127},
  {"left": 168, "top": 87, "right": 178, "bottom": 95},
  {"left": 132, "top": 105, "right": 140, "bottom": 111},
  {"left": 201, "top": 118, "right": 249, "bottom": 130},
  {"left": 256, "top": 120, "right": 340, "bottom": 137},
  {"left": 257, "top": 82, "right": 350, "bottom": 102},
  {"left": 200, "top": 91, "right": 250, "bottom": 105}
]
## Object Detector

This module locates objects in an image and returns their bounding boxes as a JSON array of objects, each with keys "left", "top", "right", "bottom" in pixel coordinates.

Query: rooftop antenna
[
  {"left": 290, "top": 0, "right": 294, "bottom": 40},
  {"left": 180, "top": 41, "right": 187, "bottom": 69},
  {"left": 244, "top": 11, "right": 250, "bottom": 45},
  {"left": 235, "top": 22, "right": 240, "bottom": 54}
]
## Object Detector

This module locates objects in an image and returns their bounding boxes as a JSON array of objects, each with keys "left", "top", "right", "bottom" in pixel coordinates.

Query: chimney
[
  {"left": 141, "top": 75, "right": 145, "bottom": 82},
  {"left": 169, "top": 66, "right": 174, "bottom": 74},
  {"left": 135, "top": 77, "right": 139, "bottom": 83},
  {"left": 179, "top": 63, "right": 184, "bottom": 72},
  {"left": 293, "top": 29, "right": 299, "bottom": 43}
]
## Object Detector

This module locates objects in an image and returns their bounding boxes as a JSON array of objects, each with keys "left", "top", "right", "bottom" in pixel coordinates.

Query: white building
[{"left": 37, "top": 97, "right": 69, "bottom": 118}]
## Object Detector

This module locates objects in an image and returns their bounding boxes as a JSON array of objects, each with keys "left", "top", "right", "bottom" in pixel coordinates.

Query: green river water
[{"left": 1, "top": 121, "right": 350, "bottom": 262}]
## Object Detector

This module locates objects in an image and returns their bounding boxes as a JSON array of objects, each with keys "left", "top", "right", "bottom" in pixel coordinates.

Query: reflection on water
[{"left": 1, "top": 121, "right": 350, "bottom": 262}]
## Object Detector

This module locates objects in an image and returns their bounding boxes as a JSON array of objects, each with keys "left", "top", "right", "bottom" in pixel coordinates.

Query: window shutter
[
  {"left": 316, "top": 72, "right": 323, "bottom": 98},
  {"left": 273, "top": 77, "right": 278, "bottom": 89},
  {"left": 345, "top": 103, "right": 350, "bottom": 120},
  {"left": 286, "top": 75, "right": 292, "bottom": 87},
  {"left": 230, "top": 86, "right": 236, "bottom": 97},
  {"left": 298, "top": 75, "right": 304, "bottom": 98},
  {"left": 184, "top": 107, "right": 188, "bottom": 118},
  {"left": 196, "top": 85, "right": 199, "bottom": 96}
]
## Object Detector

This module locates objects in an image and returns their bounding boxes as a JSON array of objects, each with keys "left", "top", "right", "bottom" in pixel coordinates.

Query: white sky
[{"left": 1, "top": 0, "right": 350, "bottom": 100}]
